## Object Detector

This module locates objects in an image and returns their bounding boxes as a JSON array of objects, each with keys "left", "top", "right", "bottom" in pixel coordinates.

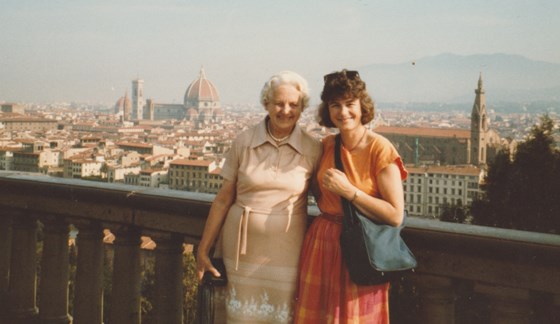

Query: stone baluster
[
  {"left": 552, "top": 294, "right": 560, "bottom": 323},
  {"left": 109, "top": 227, "right": 142, "bottom": 324},
  {"left": 8, "top": 212, "right": 39, "bottom": 323},
  {"left": 475, "top": 284, "right": 532, "bottom": 324},
  {"left": 0, "top": 213, "right": 13, "bottom": 320},
  {"left": 413, "top": 274, "right": 456, "bottom": 324},
  {"left": 73, "top": 222, "right": 105, "bottom": 324},
  {"left": 153, "top": 233, "right": 185, "bottom": 324},
  {"left": 38, "top": 216, "right": 72, "bottom": 324},
  {"left": 530, "top": 291, "right": 560, "bottom": 324}
]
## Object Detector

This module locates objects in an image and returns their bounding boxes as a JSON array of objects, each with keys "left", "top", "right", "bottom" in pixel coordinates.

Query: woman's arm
[
  {"left": 196, "top": 179, "right": 236, "bottom": 281},
  {"left": 310, "top": 139, "right": 324, "bottom": 202},
  {"left": 323, "top": 162, "right": 405, "bottom": 226},
  {"left": 356, "top": 163, "right": 405, "bottom": 226}
]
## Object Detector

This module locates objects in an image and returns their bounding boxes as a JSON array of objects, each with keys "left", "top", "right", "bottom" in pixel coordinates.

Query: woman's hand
[
  {"left": 196, "top": 251, "right": 222, "bottom": 282},
  {"left": 195, "top": 179, "right": 236, "bottom": 282},
  {"left": 322, "top": 168, "right": 355, "bottom": 199},
  {"left": 324, "top": 163, "right": 405, "bottom": 227}
]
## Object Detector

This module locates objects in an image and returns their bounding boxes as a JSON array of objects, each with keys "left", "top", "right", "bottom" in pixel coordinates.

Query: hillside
[{"left": 359, "top": 53, "right": 560, "bottom": 104}]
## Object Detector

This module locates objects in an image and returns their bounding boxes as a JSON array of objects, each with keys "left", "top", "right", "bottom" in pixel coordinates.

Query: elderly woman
[
  {"left": 294, "top": 69, "right": 408, "bottom": 323},
  {"left": 197, "top": 71, "right": 322, "bottom": 323}
]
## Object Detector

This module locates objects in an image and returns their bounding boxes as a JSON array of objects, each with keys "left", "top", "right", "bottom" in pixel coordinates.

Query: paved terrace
[{"left": 0, "top": 171, "right": 559, "bottom": 324}]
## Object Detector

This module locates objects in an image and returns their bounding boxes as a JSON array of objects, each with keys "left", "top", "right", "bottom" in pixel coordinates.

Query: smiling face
[
  {"left": 327, "top": 96, "right": 363, "bottom": 131},
  {"left": 265, "top": 84, "right": 303, "bottom": 136}
]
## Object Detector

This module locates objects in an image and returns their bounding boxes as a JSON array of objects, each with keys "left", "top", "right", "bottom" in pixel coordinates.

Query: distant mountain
[{"left": 358, "top": 53, "right": 560, "bottom": 104}]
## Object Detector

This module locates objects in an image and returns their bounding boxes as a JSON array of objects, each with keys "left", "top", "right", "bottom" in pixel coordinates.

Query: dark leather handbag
[
  {"left": 335, "top": 135, "right": 417, "bottom": 285},
  {"left": 196, "top": 258, "right": 227, "bottom": 324}
]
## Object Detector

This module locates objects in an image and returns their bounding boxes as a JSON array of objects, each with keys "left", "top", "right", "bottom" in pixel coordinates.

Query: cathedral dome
[
  {"left": 184, "top": 68, "right": 220, "bottom": 108},
  {"left": 114, "top": 91, "right": 132, "bottom": 115}
]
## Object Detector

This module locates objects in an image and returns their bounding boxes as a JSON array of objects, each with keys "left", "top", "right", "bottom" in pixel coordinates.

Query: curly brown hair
[{"left": 317, "top": 69, "right": 375, "bottom": 128}]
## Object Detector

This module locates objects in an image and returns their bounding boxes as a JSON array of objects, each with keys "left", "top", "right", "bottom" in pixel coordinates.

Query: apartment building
[
  {"left": 168, "top": 158, "right": 224, "bottom": 194},
  {"left": 138, "top": 169, "right": 168, "bottom": 188},
  {"left": 106, "top": 165, "right": 141, "bottom": 183},
  {"left": 115, "top": 142, "right": 174, "bottom": 156},
  {"left": 63, "top": 158, "right": 103, "bottom": 179},
  {"left": 13, "top": 151, "right": 40, "bottom": 172},
  {"left": 0, "top": 117, "right": 58, "bottom": 132},
  {"left": 403, "top": 165, "right": 484, "bottom": 218},
  {"left": 1, "top": 103, "right": 25, "bottom": 114},
  {"left": 123, "top": 172, "right": 140, "bottom": 186},
  {"left": 0, "top": 149, "right": 16, "bottom": 170}
]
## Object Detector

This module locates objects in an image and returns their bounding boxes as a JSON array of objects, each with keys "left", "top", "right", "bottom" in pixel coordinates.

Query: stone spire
[{"left": 471, "top": 73, "right": 488, "bottom": 166}]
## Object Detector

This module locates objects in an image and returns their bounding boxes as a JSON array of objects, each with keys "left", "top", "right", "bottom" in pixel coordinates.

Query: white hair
[{"left": 259, "top": 71, "right": 310, "bottom": 110}]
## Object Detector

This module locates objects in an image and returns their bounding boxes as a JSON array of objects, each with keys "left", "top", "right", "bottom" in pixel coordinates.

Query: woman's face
[
  {"left": 328, "top": 96, "right": 362, "bottom": 131},
  {"left": 265, "top": 84, "right": 303, "bottom": 133}
]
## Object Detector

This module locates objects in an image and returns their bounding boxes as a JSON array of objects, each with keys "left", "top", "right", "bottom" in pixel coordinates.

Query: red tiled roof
[
  {"left": 115, "top": 142, "right": 153, "bottom": 148},
  {"left": 170, "top": 159, "right": 212, "bottom": 167},
  {"left": 375, "top": 126, "right": 470, "bottom": 139},
  {"left": 184, "top": 68, "right": 220, "bottom": 103},
  {"left": 406, "top": 164, "right": 481, "bottom": 176}
]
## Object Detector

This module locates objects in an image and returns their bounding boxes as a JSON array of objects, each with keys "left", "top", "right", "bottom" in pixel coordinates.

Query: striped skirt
[{"left": 294, "top": 215, "right": 390, "bottom": 324}]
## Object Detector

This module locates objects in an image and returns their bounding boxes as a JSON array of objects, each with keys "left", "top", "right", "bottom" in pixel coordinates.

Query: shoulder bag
[
  {"left": 335, "top": 134, "right": 417, "bottom": 285},
  {"left": 196, "top": 257, "right": 227, "bottom": 324}
]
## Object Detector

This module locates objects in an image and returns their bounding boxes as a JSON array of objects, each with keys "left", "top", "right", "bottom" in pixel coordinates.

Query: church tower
[
  {"left": 471, "top": 73, "right": 488, "bottom": 166},
  {"left": 132, "top": 78, "right": 145, "bottom": 120}
]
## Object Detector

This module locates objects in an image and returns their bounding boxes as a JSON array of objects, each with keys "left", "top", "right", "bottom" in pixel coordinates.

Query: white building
[
  {"left": 403, "top": 165, "right": 484, "bottom": 218},
  {"left": 0, "top": 149, "right": 15, "bottom": 170},
  {"left": 138, "top": 169, "right": 168, "bottom": 188},
  {"left": 106, "top": 165, "right": 141, "bottom": 183},
  {"left": 63, "top": 158, "right": 103, "bottom": 179}
]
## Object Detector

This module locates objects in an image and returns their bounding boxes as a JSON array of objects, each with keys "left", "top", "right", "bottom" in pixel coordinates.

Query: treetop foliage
[{"left": 471, "top": 115, "right": 560, "bottom": 234}]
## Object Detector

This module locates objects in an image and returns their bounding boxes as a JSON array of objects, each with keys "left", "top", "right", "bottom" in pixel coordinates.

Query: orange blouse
[{"left": 316, "top": 133, "right": 408, "bottom": 217}]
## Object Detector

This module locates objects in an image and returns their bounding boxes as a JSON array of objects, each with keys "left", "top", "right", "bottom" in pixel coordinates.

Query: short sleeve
[
  {"left": 372, "top": 135, "right": 408, "bottom": 181},
  {"left": 220, "top": 138, "right": 241, "bottom": 182}
]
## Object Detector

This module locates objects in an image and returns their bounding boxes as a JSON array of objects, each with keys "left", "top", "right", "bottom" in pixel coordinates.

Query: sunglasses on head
[{"left": 323, "top": 70, "right": 360, "bottom": 82}]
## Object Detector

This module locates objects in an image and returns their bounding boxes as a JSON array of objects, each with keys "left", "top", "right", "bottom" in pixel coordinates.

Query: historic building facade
[
  {"left": 115, "top": 68, "right": 223, "bottom": 124},
  {"left": 167, "top": 158, "right": 224, "bottom": 194},
  {"left": 403, "top": 165, "right": 484, "bottom": 217},
  {"left": 114, "top": 91, "right": 131, "bottom": 119},
  {"left": 376, "top": 74, "right": 505, "bottom": 167}
]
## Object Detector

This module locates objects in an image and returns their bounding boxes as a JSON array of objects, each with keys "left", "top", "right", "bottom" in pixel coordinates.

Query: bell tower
[
  {"left": 471, "top": 73, "right": 488, "bottom": 166},
  {"left": 132, "top": 78, "right": 145, "bottom": 120}
]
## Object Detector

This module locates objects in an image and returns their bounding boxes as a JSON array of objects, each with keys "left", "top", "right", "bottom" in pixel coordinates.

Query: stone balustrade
[{"left": 0, "top": 171, "right": 559, "bottom": 324}]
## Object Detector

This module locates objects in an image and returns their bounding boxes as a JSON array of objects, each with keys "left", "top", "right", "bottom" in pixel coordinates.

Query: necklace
[
  {"left": 267, "top": 121, "right": 290, "bottom": 142},
  {"left": 343, "top": 127, "right": 367, "bottom": 152}
]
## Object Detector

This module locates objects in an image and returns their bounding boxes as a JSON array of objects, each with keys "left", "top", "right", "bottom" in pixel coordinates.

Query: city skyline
[{"left": 1, "top": 0, "right": 560, "bottom": 105}]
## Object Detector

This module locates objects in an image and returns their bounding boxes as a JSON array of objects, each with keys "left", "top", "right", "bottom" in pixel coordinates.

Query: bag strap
[
  {"left": 333, "top": 134, "right": 344, "bottom": 172},
  {"left": 334, "top": 134, "right": 408, "bottom": 227},
  {"left": 334, "top": 135, "right": 357, "bottom": 226}
]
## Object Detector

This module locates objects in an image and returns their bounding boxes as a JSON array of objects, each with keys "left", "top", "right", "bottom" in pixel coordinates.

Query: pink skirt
[{"left": 294, "top": 215, "right": 390, "bottom": 324}]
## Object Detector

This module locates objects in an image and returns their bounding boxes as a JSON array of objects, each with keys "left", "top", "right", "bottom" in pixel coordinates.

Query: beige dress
[{"left": 219, "top": 118, "right": 322, "bottom": 323}]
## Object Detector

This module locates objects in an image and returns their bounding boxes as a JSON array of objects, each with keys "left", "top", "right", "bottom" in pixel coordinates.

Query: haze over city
[{"left": 2, "top": 0, "right": 560, "bottom": 105}]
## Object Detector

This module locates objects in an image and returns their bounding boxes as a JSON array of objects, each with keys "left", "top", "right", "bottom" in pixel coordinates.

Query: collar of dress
[{"left": 250, "top": 117, "right": 304, "bottom": 155}]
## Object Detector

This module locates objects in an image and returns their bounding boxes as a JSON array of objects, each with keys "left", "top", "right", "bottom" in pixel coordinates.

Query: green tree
[
  {"left": 140, "top": 254, "right": 156, "bottom": 323},
  {"left": 183, "top": 252, "right": 199, "bottom": 323},
  {"left": 470, "top": 149, "right": 512, "bottom": 228},
  {"left": 471, "top": 115, "right": 560, "bottom": 234},
  {"left": 439, "top": 199, "right": 468, "bottom": 224}
]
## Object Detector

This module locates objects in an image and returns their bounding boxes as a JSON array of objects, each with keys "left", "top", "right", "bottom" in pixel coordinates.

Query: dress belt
[
  {"left": 235, "top": 204, "right": 251, "bottom": 271},
  {"left": 319, "top": 213, "right": 343, "bottom": 224},
  {"left": 233, "top": 202, "right": 298, "bottom": 271}
]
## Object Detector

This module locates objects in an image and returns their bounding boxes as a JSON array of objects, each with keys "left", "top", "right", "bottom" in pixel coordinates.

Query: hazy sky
[{"left": 1, "top": 0, "right": 559, "bottom": 105}]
